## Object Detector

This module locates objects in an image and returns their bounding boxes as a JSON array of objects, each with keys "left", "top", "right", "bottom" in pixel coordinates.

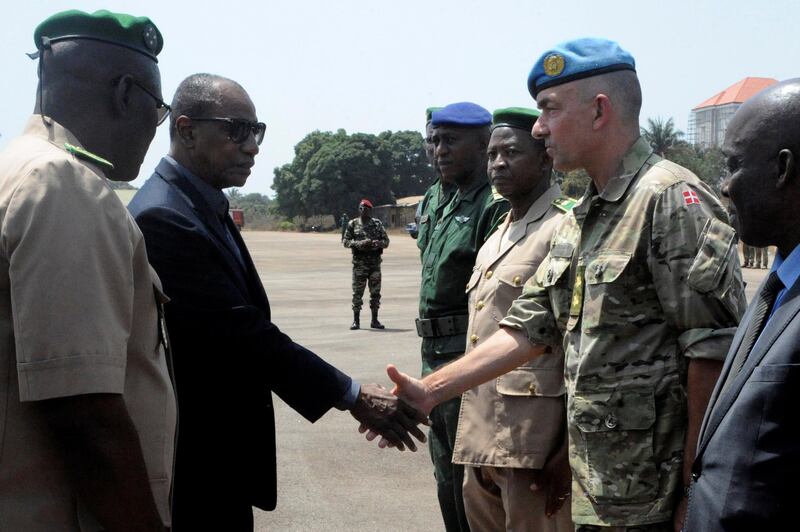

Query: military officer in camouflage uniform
[
  {"left": 343, "top": 199, "right": 389, "bottom": 329},
  {"left": 386, "top": 39, "right": 745, "bottom": 532},
  {"left": 417, "top": 107, "right": 457, "bottom": 255},
  {"left": 418, "top": 102, "right": 510, "bottom": 532}
]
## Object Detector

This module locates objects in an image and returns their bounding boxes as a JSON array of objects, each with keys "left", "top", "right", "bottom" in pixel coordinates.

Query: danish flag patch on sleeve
[{"left": 683, "top": 190, "right": 701, "bottom": 205}]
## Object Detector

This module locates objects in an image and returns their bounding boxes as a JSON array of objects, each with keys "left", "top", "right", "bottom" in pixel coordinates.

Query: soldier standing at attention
[
  {"left": 386, "top": 39, "right": 746, "bottom": 532},
  {"left": 416, "top": 107, "right": 456, "bottom": 255},
  {"left": 452, "top": 107, "right": 574, "bottom": 532},
  {"left": 344, "top": 199, "right": 389, "bottom": 329},
  {"left": 417, "top": 102, "right": 510, "bottom": 532}
]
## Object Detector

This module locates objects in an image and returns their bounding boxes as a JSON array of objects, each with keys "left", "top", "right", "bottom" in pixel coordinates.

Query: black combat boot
[
  {"left": 350, "top": 311, "right": 360, "bottom": 330},
  {"left": 370, "top": 309, "right": 384, "bottom": 329}
]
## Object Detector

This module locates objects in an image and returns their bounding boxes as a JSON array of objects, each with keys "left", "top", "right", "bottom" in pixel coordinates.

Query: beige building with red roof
[{"left": 688, "top": 77, "right": 777, "bottom": 147}]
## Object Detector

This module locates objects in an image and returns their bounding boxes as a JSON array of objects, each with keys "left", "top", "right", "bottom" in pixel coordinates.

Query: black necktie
[{"left": 719, "top": 271, "right": 782, "bottom": 395}]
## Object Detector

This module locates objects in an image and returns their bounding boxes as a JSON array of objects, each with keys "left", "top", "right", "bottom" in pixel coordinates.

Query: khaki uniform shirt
[
  {"left": 501, "top": 137, "right": 746, "bottom": 526},
  {"left": 0, "top": 116, "right": 177, "bottom": 530},
  {"left": 453, "top": 184, "right": 567, "bottom": 469},
  {"left": 419, "top": 176, "right": 509, "bottom": 375}
]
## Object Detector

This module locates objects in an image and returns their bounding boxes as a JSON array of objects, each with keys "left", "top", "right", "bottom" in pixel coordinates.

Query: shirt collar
[
  {"left": 25, "top": 115, "right": 108, "bottom": 177},
  {"left": 771, "top": 243, "right": 800, "bottom": 292},
  {"left": 165, "top": 156, "right": 229, "bottom": 218},
  {"left": 597, "top": 136, "right": 654, "bottom": 202},
  {"left": 454, "top": 173, "right": 490, "bottom": 204}
]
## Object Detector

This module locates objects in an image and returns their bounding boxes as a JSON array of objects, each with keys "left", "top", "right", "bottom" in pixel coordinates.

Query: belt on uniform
[{"left": 415, "top": 315, "right": 469, "bottom": 337}]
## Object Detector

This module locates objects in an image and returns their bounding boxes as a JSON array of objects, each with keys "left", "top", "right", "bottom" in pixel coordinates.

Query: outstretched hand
[
  {"left": 386, "top": 364, "right": 436, "bottom": 416},
  {"left": 349, "top": 383, "right": 428, "bottom": 452}
]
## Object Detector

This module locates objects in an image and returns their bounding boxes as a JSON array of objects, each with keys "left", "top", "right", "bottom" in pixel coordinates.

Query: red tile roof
[{"left": 693, "top": 77, "right": 778, "bottom": 110}]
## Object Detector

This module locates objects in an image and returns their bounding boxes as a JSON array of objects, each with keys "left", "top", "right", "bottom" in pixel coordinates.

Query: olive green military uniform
[
  {"left": 344, "top": 216, "right": 389, "bottom": 312},
  {"left": 0, "top": 116, "right": 177, "bottom": 530},
  {"left": 418, "top": 175, "right": 509, "bottom": 531},
  {"left": 416, "top": 178, "right": 457, "bottom": 256},
  {"left": 500, "top": 137, "right": 746, "bottom": 528}
]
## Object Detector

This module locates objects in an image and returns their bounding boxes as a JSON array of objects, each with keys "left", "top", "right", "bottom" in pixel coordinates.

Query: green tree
[
  {"left": 670, "top": 143, "right": 727, "bottom": 192},
  {"left": 226, "top": 191, "right": 275, "bottom": 230},
  {"left": 553, "top": 169, "right": 591, "bottom": 198},
  {"left": 378, "top": 130, "right": 434, "bottom": 198},
  {"left": 641, "top": 117, "right": 684, "bottom": 158}
]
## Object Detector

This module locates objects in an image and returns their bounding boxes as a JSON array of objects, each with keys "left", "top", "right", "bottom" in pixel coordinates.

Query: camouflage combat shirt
[
  {"left": 419, "top": 175, "right": 509, "bottom": 375},
  {"left": 500, "top": 137, "right": 746, "bottom": 526},
  {"left": 416, "top": 179, "right": 456, "bottom": 256},
  {"left": 343, "top": 216, "right": 389, "bottom": 260}
]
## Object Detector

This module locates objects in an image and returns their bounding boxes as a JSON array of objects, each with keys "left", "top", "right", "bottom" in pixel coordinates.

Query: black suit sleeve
[{"left": 135, "top": 206, "right": 351, "bottom": 422}]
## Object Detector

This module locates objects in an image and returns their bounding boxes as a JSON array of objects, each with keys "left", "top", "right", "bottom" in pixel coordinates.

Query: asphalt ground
[{"left": 240, "top": 230, "right": 768, "bottom": 531}]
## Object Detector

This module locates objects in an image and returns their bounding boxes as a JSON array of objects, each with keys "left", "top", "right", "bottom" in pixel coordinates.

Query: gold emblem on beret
[{"left": 543, "top": 54, "right": 565, "bottom": 77}]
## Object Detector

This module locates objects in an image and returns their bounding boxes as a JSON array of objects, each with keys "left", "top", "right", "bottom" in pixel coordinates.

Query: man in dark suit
[
  {"left": 128, "top": 73, "right": 426, "bottom": 531},
  {"left": 684, "top": 79, "right": 800, "bottom": 530}
]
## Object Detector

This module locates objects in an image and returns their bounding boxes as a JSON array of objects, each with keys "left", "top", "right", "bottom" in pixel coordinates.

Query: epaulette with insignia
[
  {"left": 552, "top": 196, "right": 577, "bottom": 213},
  {"left": 64, "top": 142, "right": 114, "bottom": 169},
  {"left": 491, "top": 187, "right": 504, "bottom": 201}
]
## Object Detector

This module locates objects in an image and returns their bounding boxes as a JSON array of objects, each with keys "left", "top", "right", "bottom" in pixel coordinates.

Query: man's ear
[
  {"left": 592, "top": 94, "right": 612, "bottom": 131},
  {"left": 776, "top": 148, "right": 796, "bottom": 190},
  {"left": 111, "top": 74, "right": 134, "bottom": 118},
  {"left": 175, "top": 116, "right": 196, "bottom": 148}
]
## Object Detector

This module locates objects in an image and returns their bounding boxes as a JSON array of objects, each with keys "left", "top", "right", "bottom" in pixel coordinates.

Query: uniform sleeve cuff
[{"left": 678, "top": 327, "right": 737, "bottom": 361}]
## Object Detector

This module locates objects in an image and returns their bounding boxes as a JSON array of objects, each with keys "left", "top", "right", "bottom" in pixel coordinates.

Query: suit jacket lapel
[
  {"left": 155, "top": 159, "right": 254, "bottom": 301},
  {"left": 697, "top": 279, "right": 800, "bottom": 455}
]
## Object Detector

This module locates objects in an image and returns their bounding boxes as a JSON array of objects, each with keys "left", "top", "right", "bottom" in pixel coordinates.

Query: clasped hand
[{"left": 350, "top": 383, "right": 429, "bottom": 452}]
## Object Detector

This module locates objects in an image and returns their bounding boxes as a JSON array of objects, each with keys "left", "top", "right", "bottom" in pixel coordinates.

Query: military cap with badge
[
  {"left": 527, "top": 37, "right": 636, "bottom": 98},
  {"left": 29, "top": 10, "right": 167, "bottom": 170}
]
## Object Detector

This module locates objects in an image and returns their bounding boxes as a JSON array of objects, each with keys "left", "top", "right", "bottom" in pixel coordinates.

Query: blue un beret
[
  {"left": 431, "top": 102, "right": 492, "bottom": 128},
  {"left": 527, "top": 38, "right": 635, "bottom": 98}
]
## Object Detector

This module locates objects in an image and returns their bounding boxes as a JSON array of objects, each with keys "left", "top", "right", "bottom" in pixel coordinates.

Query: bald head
[
  {"left": 169, "top": 73, "right": 246, "bottom": 139},
  {"left": 722, "top": 78, "right": 800, "bottom": 253}
]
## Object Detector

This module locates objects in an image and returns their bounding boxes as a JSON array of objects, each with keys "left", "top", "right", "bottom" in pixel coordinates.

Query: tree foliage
[
  {"left": 272, "top": 129, "right": 433, "bottom": 218},
  {"left": 641, "top": 117, "right": 684, "bottom": 158},
  {"left": 226, "top": 191, "right": 275, "bottom": 229}
]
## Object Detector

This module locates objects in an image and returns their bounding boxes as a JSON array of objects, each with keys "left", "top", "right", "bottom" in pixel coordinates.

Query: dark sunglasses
[
  {"left": 189, "top": 117, "right": 266, "bottom": 145},
  {"left": 129, "top": 78, "right": 171, "bottom": 125}
]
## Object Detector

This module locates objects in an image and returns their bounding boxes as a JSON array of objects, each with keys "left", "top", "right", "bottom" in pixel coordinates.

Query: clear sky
[{"left": 1, "top": 0, "right": 798, "bottom": 195}]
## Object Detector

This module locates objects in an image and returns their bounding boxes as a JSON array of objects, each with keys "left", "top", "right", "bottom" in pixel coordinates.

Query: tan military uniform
[
  {"left": 501, "top": 137, "right": 746, "bottom": 527},
  {"left": 0, "top": 116, "right": 177, "bottom": 530},
  {"left": 452, "top": 184, "right": 571, "bottom": 531}
]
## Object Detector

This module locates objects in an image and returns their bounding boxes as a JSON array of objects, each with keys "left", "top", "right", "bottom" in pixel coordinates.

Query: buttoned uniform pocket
[
  {"left": 687, "top": 218, "right": 745, "bottom": 321},
  {"left": 539, "top": 245, "right": 574, "bottom": 330},
  {"left": 571, "top": 387, "right": 659, "bottom": 503},
  {"left": 492, "top": 263, "right": 537, "bottom": 322},
  {"left": 583, "top": 252, "right": 634, "bottom": 330},
  {"left": 495, "top": 367, "right": 566, "bottom": 455}
]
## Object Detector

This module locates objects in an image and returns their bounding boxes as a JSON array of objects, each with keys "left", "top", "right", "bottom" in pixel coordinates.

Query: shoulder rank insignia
[
  {"left": 491, "top": 187, "right": 504, "bottom": 201},
  {"left": 64, "top": 143, "right": 114, "bottom": 169},
  {"left": 552, "top": 196, "right": 578, "bottom": 213}
]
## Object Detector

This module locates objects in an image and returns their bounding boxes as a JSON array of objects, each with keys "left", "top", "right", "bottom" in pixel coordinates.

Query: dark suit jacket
[
  {"left": 128, "top": 158, "right": 351, "bottom": 514},
  {"left": 684, "top": 275, "right": 800, "bottom": 531}
]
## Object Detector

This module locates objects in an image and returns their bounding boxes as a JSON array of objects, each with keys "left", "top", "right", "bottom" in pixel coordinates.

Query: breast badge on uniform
[{"left": 455, "top": 215, "right": 471, "bottom": 223}]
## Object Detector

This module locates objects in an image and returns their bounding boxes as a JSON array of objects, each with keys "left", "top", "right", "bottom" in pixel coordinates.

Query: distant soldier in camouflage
[
  {"left": 343, "top": 199, "right": 389, "bottom": 329},
  {"left": 385, "top": 39, "right": 745, "bottom": 532}
]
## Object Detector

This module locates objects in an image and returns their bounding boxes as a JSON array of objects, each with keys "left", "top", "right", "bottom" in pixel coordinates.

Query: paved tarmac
[{"left": 241, "top": 230, "right": 768, "bottom": 531}]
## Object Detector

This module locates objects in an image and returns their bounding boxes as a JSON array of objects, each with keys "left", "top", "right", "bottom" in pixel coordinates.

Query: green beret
[
  {"left": 426, "top": 107, "right": 443, "bottom": 123},
  {"left": 34, "top": 9, "right": 163, "bottom": 62},
  {"left": 491, "top": 107, "right": 541, "bottom": 131}
]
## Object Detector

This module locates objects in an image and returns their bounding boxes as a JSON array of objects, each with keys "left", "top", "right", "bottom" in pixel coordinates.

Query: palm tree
[{"left": 641, "top": 117, "right": 684, "bottom": 158}]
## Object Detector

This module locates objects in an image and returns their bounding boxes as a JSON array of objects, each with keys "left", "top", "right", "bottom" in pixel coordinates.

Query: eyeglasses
[
  {"left": 189, "top": 117, "right": 266, "bottom": 145},
  {"left": 130, "top": 79, "right": 171, "bottom": 126}
]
